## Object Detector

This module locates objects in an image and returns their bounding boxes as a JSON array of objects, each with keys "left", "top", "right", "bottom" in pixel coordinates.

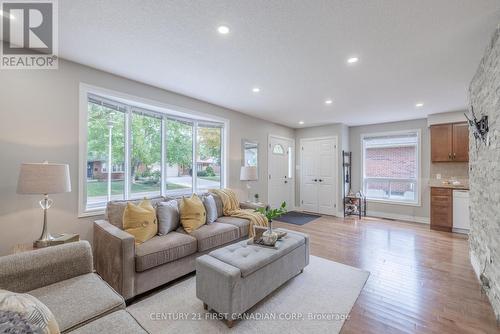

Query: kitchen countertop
[{"left": 429, "top": 180, "right": 469, "bottom": 190}]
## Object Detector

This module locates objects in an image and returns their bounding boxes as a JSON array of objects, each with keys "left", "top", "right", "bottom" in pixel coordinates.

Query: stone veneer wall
[{"left": 469, "top": 25, "right": 500, "bottom": 318}]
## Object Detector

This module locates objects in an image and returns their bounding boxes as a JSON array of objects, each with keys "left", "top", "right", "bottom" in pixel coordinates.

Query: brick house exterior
[{"left": 365, "top": 146, "right": 416, "bottom": 194}]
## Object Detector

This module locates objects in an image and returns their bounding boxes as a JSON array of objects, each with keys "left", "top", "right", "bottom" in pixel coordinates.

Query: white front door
[
  {"left": 268, "top": 136, "right": 294, "bottom": 210},
  {"left": 300, "top": 137, "right": 337, "bottom": 215}
]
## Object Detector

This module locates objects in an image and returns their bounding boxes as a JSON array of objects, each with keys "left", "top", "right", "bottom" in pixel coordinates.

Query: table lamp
[
  {"left": 240, "top": 166, "right": 258, "bottom": 202},
  {"left": 17, "top": 162, "right": 71, "bottom": 248}
]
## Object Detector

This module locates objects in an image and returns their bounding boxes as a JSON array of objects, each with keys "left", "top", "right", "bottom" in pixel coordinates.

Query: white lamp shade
[
  {"left": 240, "top": 166, "right": 258, "bottom": 181},
  {"left": 17, "top": 163, "right": 71, "bottom": 194}
]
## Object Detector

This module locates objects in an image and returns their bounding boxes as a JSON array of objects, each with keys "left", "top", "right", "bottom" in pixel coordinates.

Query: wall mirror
[{"left": 242, "top": 139, "right": 258, "bottom": 171}]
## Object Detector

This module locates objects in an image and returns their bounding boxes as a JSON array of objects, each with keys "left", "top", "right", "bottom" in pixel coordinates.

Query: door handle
[
  {"left": 284, "top": 180, "right": 288, "bottom": 184},
  {"left": 448, "top": 153, "right": 452, "bottom": 160},
  {"left": 319, "top": 179, "right": 323, "bottom": 182},
  {"left": 453, "top": 153, "right": 456, "bottom": 159},
  {"left": 313, "top": 179, "right": 318, "bottom": 182}
]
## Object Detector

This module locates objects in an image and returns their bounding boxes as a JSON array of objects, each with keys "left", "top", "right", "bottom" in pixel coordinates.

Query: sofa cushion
[
  {"left": 179, "top": 194, "right": 206, "bottom": 233},
  {"left": 190, "top": 223, "right": 240, "bottom": 252},
  {"left": 156, "top": 200, "right": 179, "bottom": 235},
  {"left": 216, "top": 216, "right": 250, "bottom": 237},
  {"left": 69, "top": 310, "right": 147, "bottom": 334},
  {"left": 209, "top": 232, "right": 305, "bottom": 277},
  {"left": 0, "top": 241, "right": 93, "bottom": 293},
  {"left": 210, "top": 192, "right": 224, "bottom": 217},
  {"left": 123, "top": 200, "right": 158, "bottom": 245},
  {"left": 106, "top": 196, "right": 164, "bottom": 228},
  {"left": 29, "top": 273, "right": 124, "bottom": 332},
  {"left": 0, "top": 289, "right": 60, "bottom": 334},
  {"left": 202, "top": 194, "right": 218, "bottom": 224},
  {"left": 135, "top": 232, "right": 197, "bottom": 272}
]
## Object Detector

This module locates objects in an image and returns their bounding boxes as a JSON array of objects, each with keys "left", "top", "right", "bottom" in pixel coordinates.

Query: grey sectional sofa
[
  {"left": 0, "top": 241, "right": 147, "bottom": 334},
  {"left": 94, "top": 194, "right": 264, "bottom": 300}
]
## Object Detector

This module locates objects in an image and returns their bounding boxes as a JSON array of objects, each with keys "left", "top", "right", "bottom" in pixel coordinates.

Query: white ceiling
[{"left": 59, "top": 0, "right": 500, "bottom": 128}]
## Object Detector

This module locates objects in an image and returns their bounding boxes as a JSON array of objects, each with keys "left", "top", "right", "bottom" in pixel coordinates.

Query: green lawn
[{"left": 87, "top": 180, "right": 187, "bottom": 197}]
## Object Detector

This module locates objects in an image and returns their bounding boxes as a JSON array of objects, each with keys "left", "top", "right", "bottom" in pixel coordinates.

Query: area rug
[
  {"left": 128, "top": 256, "right": 369, "bottom": 334},
  {"left": 274, "top": 211, "right": 321, "bottom": 225}
]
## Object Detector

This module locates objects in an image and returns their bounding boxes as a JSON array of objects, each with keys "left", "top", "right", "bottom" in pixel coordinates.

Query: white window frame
[
  {"left": 360, "top": 129, "right": 421, "bottom": 207},
  {"left": 78, "top": 83, "right": 229, "bottom": 217}
]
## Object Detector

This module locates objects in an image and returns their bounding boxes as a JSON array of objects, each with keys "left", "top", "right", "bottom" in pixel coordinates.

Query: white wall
[
  {"left": 349, "top": 118, "right": 431, "bottom": 223},
  {"left": 0, "top": 59, "right": 293, "bottom": 255},
  {"left": 427, "top": 110, "right": 467, "bottom": 126},
  {"left": 294, "top": 123, "right": 349, "bottom": 215}
]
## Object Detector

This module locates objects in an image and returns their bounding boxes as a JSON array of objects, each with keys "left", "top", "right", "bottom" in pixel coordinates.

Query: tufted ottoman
[{"left": 195, "top": 228, "right": 309, "bottom": 327}]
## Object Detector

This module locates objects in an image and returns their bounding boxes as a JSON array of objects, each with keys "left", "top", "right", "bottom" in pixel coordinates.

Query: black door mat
[{"left": 274, "top": 211, "right": 321, "bottom": 225}]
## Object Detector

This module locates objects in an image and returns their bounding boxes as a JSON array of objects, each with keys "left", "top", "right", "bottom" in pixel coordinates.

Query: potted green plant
[
  {"left": 255, "top": 202, "right": 287, "bottom": 245},
  {"left": 255, "top": 201, "right": 287, "bottom": 222}
]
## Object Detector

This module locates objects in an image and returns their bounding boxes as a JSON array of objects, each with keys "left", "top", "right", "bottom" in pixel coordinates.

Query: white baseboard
[
  {"left": 293, "top": 207, "right": 427, "bottom": 223},
  {"left": 366, "top": 210, "right": 430, "bottom": 224},
  {"left": 294, "top": 206, "right": 342, "bottom": 217},
  {"left": 469, "top": 249, "right": 481, "bottom": 280},
  {"left": 452, "top": 227, "right": 469, "bottom": 235}
]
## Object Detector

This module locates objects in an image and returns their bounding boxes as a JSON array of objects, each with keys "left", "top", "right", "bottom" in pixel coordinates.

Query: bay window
[
  {"left": 362, "top": 130, "right": 420, "bottom": 205},
  {"left": 196, "top": 123, "right": 222, "bottom": 191},
  {"left": 130, "top": 110, "right": 163, "bottom": 199},
  {"left": 86, "top": 96, "right": 126, "bottom": 209},
  {"left": 83, "top": 92, "right": 225, "bottom": 214},
  {"left": 166, "top": 118, "right": 193, "bottom": 194}
]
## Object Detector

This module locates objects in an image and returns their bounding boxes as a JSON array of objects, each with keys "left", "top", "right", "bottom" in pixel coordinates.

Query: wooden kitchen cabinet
[
  {"left": 430, "top": 122, "right": 469, "bottom": 162},
  {"left": 452, "top": 123, "right": 469, "bottom": 162},
  {"left": 430, "top": 187, "right": 452, "bottom": 232},
  {"left": 431, "top": 124, "right": 453, "bottom": 162}
]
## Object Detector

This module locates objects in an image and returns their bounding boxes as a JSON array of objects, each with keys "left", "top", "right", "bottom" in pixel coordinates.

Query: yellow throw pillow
[
  {"left": 123, "top": 200, "right": 158, "bottom": 244},
  {"left": 180, "top": 194, "right": 206, "bottom": 233}
]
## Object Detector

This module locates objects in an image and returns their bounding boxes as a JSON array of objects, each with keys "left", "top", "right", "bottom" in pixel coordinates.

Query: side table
[{"left": 10, "top": 233, "right": 80, "bottom": 254}]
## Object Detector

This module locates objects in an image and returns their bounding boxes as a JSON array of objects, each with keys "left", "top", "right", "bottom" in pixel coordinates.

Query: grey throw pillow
[
  {"left": 210, "top": 193, "right": 224, "bottom": 217},
  {"left": 156, "top": 200, "right": 179, "bottom": 235},
  {"left": 203, "top": 194, "right": 218, "bottom": 224}
]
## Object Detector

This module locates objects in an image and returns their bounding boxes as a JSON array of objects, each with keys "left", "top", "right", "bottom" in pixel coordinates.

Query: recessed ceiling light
[
  {"left": 299, "top": 121, "right": 304, "bottom": 125},
  {"left": 347, "top": 57, "right": 359, "bottom": 64},
  {"left": 217, "top": 26, "right": 230, "bottom": 34},
  {"left": 415, "top": 103, "right": 424, "bottom": 108},
  {"left": 252, "top": 87, "right": 260, "bottom": 93},
  {"left": 325, "top": 99, "right": 333, "bottom": 105}
]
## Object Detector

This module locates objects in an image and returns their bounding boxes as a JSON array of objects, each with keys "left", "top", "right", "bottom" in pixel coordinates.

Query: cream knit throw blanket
[{"left": 209, "top": 188, "right": 268, "bottom": 237}]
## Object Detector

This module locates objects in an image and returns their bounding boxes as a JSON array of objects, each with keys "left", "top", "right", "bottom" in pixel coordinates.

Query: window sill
[
  {"left": 366, "top": 198, "right": 421, "bottom": 207},
  {"left": 78, "top": 209, "right": 105, "bottom": 218},
  {"left": 79, "top": 190, "right": 197, "bottom": 218}
]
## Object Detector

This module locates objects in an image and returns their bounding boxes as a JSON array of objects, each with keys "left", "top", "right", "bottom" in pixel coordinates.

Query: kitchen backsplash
[{"left": 430, "top": 162, "right": 469, "bottom": 180}]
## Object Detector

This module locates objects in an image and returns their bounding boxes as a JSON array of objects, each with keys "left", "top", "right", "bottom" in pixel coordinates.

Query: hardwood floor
[{"left": 273, "top": 216, "right": 499, "bottom": 334}]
